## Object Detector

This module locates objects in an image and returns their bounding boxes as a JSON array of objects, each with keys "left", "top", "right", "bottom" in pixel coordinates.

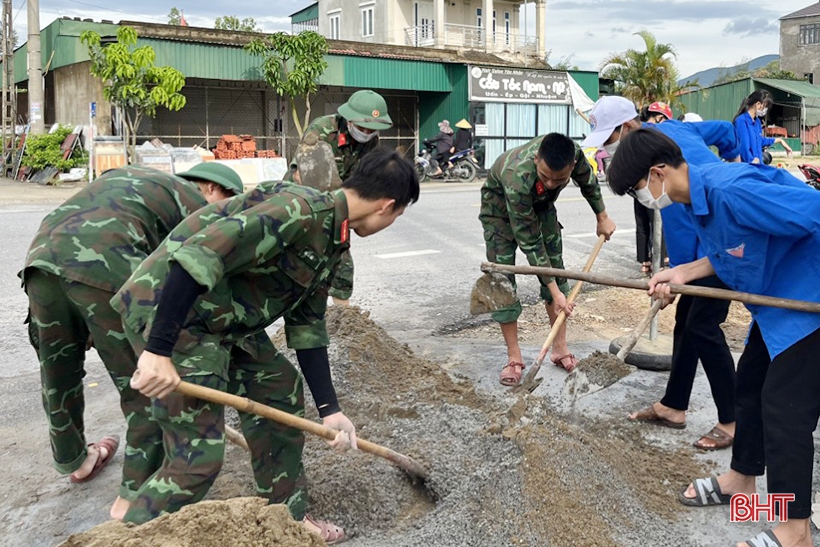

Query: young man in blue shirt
[
  {"left": 607, "top": 127, "right": 820, "bottom": 547},
  {"left": 582, "top": 96, "right": 741, "bottom": 450}
]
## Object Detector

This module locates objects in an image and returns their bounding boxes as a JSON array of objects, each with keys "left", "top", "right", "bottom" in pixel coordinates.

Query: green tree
[
  {"left": 168, "top": 7, "right": 182, "bottom": 26},
  {"left": 215, "top": 15, "right": 262, "bottom": 32},
  {"left": 246, "top": 31, "right": 329, "bottom": 137},
  {"left": 80, "top": 26, "right": 187, "bottom": 161},
  {"left": 599, "top": 30, "right": 692, "bottom": 110},
  {"left": 546, "top": 51, "right": 579, "bottom": 71}
]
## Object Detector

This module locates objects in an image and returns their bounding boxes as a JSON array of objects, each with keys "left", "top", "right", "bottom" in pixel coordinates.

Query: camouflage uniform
[
  {"left": 21, "top": 166, "right": 206, "bottom": 500},
  {"left": 478, "top": 136, "right": 606, "bottom": 324},
  {"left": 285, "top": 114, "right": 380, "bottom": 301},
  {"left": 111, "top": 181, "right": 350, "bottom": 524}
]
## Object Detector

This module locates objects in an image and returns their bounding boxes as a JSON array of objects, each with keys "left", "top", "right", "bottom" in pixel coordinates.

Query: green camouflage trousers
[
  {"left": 481, "top": 204, "right": 569, "bottom": 324},
  {"left": 24, "top": 269, "right": 162, "bottom": 499},
  {"left": 121, "top": 328, "right": 306, "bottom": 525}
]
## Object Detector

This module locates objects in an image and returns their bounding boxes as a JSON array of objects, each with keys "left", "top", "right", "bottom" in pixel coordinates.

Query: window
[
  {"left": 504, "top": 11, "right": 510, "bottom": 45},
  {"left": 329, "top": 12, "right": 340, "bottom": 40},
  {"left": 806, "top": 73, "right": 815, "bottom": 84},
  {"left": 800, "top": 23, "right": 820, "bottom": 45},
  {"left": 476, "top": 7, "right": 482, "bottom": 28},
  {"left": 492, "top": 10, "right": 497, "bottom": 43},
  {"left": 361, "top": 5, "right": 374, "bottom": 37}
]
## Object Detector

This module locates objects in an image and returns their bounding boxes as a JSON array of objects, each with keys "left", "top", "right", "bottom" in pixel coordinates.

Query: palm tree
[{"left": 600, "top": 31, "right": 691, "bottom": 110}]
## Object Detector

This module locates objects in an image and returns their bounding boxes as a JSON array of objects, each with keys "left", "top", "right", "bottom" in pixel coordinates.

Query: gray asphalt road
[{"left": 349, "top": 180, "right": 644, "bottom": 335}]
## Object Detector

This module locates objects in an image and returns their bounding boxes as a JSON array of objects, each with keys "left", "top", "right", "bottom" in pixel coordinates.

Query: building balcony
[{"left": 404, "top": 23, "right": 539, "bottom": 57}]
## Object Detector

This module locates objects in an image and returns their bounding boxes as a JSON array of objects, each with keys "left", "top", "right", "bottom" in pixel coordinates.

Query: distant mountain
[{"left": 679, "top": 54, "right": 779, "bottom": 87}]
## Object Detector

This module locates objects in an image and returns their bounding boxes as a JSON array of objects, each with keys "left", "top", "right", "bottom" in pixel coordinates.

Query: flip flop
[
  {"left": 304, "top": 514, "right": 347, "bottom": 545},
  {"left": 551, "top": 353, "right": 579, "bottom": 373},
  {"left": 500, "top": 361, "right": 525, "bottom": 387},
  {"left": 740, "top": 529, "right": 782, "bottom": 547},
  {"left": 628, "top": 405, "right": 686, "bottom": 429},
  {"left": 679, "top": 476, "right": 733, "bottom": 507},
  {"left": 69, "top": 434, "right": 120, "bottom": 484},
  {"left": 693, "top": 426, "right": 734, "bottom": 451}
]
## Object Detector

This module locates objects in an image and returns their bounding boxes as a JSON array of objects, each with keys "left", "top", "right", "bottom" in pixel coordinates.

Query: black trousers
[
  {"left": 731, "top": 322, "right": 820, "bottom": 519},
  {"left": 634, "top": 200, "right": 653, "bottom": 263},
  {"left": 661, "top": 276, "right": 736, "bottom": 424}
]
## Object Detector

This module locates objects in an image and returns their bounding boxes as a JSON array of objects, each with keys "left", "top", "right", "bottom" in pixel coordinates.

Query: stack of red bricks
[{"left": 214, "top": 134, "right": 279, "bottom": 159}]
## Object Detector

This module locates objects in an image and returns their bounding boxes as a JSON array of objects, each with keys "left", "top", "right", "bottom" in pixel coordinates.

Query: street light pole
[{"left": 26, "top": 0, "right": 44, "bottom": 134}]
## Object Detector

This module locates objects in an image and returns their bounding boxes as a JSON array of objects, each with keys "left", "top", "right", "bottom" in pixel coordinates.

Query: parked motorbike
[
  {"left": 797, "top": 164, "right": 820, "bottom": 190},
  {"left": 415, "top": 144, "right": 478, "bottom": 182}
]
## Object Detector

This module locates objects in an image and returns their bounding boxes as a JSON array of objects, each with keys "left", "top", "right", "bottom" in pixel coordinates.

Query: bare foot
[
  {"left": 69, "top": 445, "right": 106, "bottom": 482},
  {"left": 682, "top": 470, "right": 755, "bottom": 501},
  {"left": 628, "top": 402, "right": 685, "bottom": 426},
  {"left": 110, "top": 496, "right": 131, "bottom": 521},
  {"left": 303, "top": 515, "right": 346, "bottom": 544},
  {"left": 736, "top": 519, "right": 812, "bottom": 547}
]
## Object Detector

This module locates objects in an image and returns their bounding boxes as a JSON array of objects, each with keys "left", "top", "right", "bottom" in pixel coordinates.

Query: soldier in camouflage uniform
[
  {"left": 287, "top": 90, "right": 393, "bottom": 305},
  {"left": 111, "top": 148, "right": 419, "bottom": 543},
  {"left": 479, "top": 133, "right": 616, "bottom": 385},
  {"left": 21, "top": 164, "right": 242, "bottom": 519}
]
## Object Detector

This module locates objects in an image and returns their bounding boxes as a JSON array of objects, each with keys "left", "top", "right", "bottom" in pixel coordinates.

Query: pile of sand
[{"left": 58, "top": 498, "right": 323, "bottom": 547}]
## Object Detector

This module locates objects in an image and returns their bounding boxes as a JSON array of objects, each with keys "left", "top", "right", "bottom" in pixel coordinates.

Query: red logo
[
  {"left": 338, "top": 133, "right": 347, "bottom": 146},
  {"left": 340, "top": 218, "right": 349, "bottom": 244},
  {"left": 535, "top": 181, "right": 546, "bottom": 195},
  {"left": 726, "top": 243, "right": 745, "bottom": 258},
  {"left": 372, "top": 109, "right": 380, "bottom": 117},
  {"left": 730, "top": 493, "right": 794, "bottom": 522}
]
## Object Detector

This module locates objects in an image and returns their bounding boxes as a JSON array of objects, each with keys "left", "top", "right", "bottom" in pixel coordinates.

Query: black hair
[
  {"left": 677, "top": 114, "right": 686, "bottom": 121},
  {"left": 639, "top": 105, "right": 651, "bottom": 122},
  {"left": 342, "top": 147, "right": 420, "bottom": 209},
  {"left": 732, "top": 89, "right": 773, "bottom": 122},
  {"left": 607, "top": 129, "right": 686, "bottom": 195},
  {"left": 536, "top": 133, "right": 577, "bottom": 171}
]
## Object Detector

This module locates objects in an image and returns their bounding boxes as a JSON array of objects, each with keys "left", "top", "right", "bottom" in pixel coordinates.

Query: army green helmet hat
[
  {"left": 337, "top": 90, "right": 393, "bottom": 130},
  {"left": 176, "top": 162, "right": 244, "bottom": 195}
]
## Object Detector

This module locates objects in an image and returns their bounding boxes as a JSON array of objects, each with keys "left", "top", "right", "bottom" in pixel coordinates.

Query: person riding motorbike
[{"left": 423, "top": 120, "right": 455, "bottom": 177}]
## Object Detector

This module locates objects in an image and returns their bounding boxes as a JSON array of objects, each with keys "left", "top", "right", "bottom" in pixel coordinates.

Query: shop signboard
[{"left": 468, "top": 66, "right": 570, "bottom": 104}]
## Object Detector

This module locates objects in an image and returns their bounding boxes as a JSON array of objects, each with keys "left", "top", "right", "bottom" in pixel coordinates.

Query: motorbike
[
  {"left": 415, "top": 144, "right": 479, "bottom": 183},
  {"left": 797, "top": 164, "right": 820, "bottom": 191}
]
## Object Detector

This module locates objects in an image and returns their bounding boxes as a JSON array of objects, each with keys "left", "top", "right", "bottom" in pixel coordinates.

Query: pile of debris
[{"left": 214, "top": 134, "right": 279, "bottom": 160}]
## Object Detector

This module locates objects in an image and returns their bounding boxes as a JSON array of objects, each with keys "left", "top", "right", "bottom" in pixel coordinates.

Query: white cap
[
  {"left": 682, "top": 112, "right": 703, "bottom": 122},
  {"left": 581, "top": 96, "right": 639, "bottom": 148}
]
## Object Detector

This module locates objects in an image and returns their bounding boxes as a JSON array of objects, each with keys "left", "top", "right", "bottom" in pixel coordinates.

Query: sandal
[
  {"left": 628, "top": 405, "right": 686, "bottom": 429},
  {"left": 693, "top": 426, "right": 734, "bottom": 451},
  {"left": 551, "top": 353, "right": 579, "bottom": 373},
  {"left": 741, "top": 529, "right": 782, "bottom": 547},
  {"left": 69, "top": 434, "right": 120, "bottom": 484},
  {"left": 304, "top": 514, "right": 347, "bottom": 545},
  {"left": 500, "top": 361, "right": 525, "bottom": 386},
  {"left": 679, "top": 476, "right": 733, "bottom": 507}
]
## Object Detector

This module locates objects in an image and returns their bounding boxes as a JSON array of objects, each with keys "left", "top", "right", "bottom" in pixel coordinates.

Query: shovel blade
[{"left": 470, "top": 273, "right": 517, "bottom": 315}]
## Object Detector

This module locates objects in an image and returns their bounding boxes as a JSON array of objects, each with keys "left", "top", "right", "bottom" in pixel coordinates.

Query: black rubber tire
[
  {"left": 457, "top": 160, "right": 477, "bottom": 183},
  {"left": 608, "top": 338, "right": 672, "bottom": 371}
]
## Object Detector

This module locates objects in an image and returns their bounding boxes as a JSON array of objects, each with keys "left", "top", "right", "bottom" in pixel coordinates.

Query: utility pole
[
  {"left": 27, "top": 0, "right": 44, "bottom": 134},
  {"left": 2, "top": 0, "right": 16, "bottom": 172}
]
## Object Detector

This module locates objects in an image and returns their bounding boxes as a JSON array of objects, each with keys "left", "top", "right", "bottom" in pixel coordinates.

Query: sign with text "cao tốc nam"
[{"left": 468, "top": 66, "right": 570, "bottom": 104}]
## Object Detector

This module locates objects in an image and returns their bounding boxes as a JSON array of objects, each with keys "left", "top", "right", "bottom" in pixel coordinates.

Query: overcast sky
[{"left": 17, "top": 0, "right": 818, "bottom": 78}]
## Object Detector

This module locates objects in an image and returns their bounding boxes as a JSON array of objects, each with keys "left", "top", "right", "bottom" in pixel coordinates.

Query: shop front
[{"left": 467, "top": 65, "right": 595, "bottom": 169}]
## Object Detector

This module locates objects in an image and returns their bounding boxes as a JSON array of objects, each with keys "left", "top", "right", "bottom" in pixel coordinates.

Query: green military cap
[
  {"left": 176, "top": 162, "right": 244, "bottom": 195},
  {"left": 337, "top": 90, "right": 393, "bottom": 130}
]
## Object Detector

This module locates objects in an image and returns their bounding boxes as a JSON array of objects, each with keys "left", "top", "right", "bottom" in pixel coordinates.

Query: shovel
[
  {"left": 175, "top": 381, "right": 429, "bottom": 482},
  {"left": 513, "top": 234, "right": 607, "bottom": 393},
  {"left": 479, "top": 263, "right": 820, "bottom": 314},
  {"left": 616, "top": 299, "right": 664, "bottom": 361}
]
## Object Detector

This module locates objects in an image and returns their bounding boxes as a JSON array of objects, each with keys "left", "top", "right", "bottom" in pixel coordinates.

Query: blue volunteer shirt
[
  {"left": 733, "top": 111, "right": 775, "bottom": 164},
  {"left": 686, "top": 162, "right": 820, "bottom": 357},
  {"left": 643, "top": 120, "right": 740, "bottom": 266}
]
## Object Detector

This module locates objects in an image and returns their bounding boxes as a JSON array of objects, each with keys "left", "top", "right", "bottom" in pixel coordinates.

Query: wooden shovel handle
[
  {"left": 175, "top": 381, "right": 428, "bottom": 480},
  {"left": 516, "top": 234, "right": 607, "bottom": 391},
  {"left": 616, "top": 299, "right": 664, "bottom": 360},
  {"left": 481, "top": 263, "right": 820, "bottom": 314}
]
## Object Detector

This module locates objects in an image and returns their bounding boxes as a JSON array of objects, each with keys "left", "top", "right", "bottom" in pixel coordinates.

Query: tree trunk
[
  {"left": 303, "top": 93, "right": 313, "bottom": 137},
  {"left": 291, "top": 101, "right": 303, "bottom": 138}
]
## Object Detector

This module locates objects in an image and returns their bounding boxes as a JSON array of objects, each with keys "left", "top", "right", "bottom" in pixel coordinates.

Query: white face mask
[
  {"left": 347, "top": 122, "right": 378, "bottom": 143},
  {"left": 634, "top": 168, "right": 673, "bottom": 210},
  {"left": 602, "top": 127, "right": 623, "bottom": 156},
  {"left": 756, "top": 107, "right": 768, "bottom": 117}
]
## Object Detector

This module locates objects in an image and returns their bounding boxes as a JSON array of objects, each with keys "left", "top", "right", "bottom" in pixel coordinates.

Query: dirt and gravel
[{"left": 59, "top": 303, "right": 736, "bottom": 547}]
